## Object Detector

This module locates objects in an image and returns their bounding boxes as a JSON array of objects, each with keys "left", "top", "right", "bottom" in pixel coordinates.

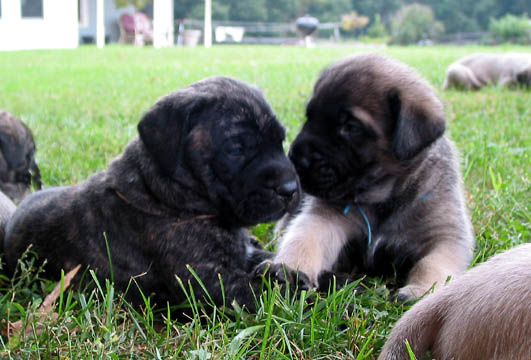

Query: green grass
[{"left": 0, "top": 44, "right": 530, "bottom": 359}]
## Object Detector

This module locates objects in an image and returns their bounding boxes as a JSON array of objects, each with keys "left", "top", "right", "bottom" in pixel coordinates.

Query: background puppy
[
  {"left": 4, "top": 77, "right": 300, "bottom": 310},
  {"left": 0, "top": 110, "right": 42, "bottom": 203},
  {"left": 379, "top": 243, "right": 531, "bottom": 360},
  {"left": 268, "top": 54, "right": 474, "bottom": 299},
  {"left": 443, "top": 52, "right": 531, "bottom": 90}
]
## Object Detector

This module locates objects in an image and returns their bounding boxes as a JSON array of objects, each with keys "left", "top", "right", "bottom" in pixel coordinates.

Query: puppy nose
[{"left": 276, "top": 180, "right": 298, "bottom": 198}]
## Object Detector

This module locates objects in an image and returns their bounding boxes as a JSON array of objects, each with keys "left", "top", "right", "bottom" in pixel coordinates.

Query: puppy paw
[
  {"left": 396, "top": 284, "right": 430, "bottom": 302},
  {"left": 247, "top": 235, "right": 263, "bottom": 249},
  {"left": 317, "top": 271, "right": 354, "bottom": 292},
  {"left": 254, "top": 260, "right": 313, "bottom": 291}
]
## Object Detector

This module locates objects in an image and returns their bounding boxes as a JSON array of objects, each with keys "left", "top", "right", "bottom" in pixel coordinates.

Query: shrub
[
  {"left": 366, "top": 14, "right": 388, "bottom": 39},
  {"left": 390, "top": 3, "right": 444, "bottom": 45},
  {"left": 489, "top": 13, "right": 531, "bottom": 44}
]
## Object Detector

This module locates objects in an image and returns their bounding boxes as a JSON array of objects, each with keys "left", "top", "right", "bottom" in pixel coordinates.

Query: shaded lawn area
[{"left": 0, "top": 45, "right": 529, "bottom": 358}]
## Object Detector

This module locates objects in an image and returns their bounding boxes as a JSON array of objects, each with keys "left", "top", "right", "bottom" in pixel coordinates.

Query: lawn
[{"left": 0, "top": 44, "right": 529, "bottom": 359}]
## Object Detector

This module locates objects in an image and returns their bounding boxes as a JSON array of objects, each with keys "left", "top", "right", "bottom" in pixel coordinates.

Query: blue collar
[
  {"left": 343, "top": 192, "right": 433, "bottom": 248},
  {"left": 344, "top": 203, "right": 372, "bottom": 246}
]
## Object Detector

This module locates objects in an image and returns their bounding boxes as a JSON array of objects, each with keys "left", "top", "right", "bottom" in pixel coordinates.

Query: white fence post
[
  {"left": 204, "top": 0, "right": 212, "bottom": 48},
  {"left": 96, "top": 0, "right": 105, "bottom": 48}
]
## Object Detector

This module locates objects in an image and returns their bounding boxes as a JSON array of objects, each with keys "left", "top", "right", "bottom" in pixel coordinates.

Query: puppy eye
[
  {"left": 226, "top": 143, "right": 244, "bottom": 157},
  {"left": 338, "top": 111, "right": 364, "bottom": 138}
]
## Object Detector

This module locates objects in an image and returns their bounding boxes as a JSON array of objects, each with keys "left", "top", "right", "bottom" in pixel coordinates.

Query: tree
[
  {"left": 116, "top": 0, "right": 151, "bottom": 8},
  {"left": 299, "top": 0, "right": 353, "bottom": 23},
  {"left": 230, "top": 0, "right": 268, "bottom": 22},
  {"left": 390, "top": 3, "right": 444, "bottom": 44},
  {"left": 267, "top": 0, "right": 297, "bottom": 22},
  {"left": 350, "top": 0, "right": 402, "bottom": 26},
  {"left": 366, "top": 13, "right": 388, "bottom": 38},
  {"left": 489, "top": 13, "right": 531, "bottom": 44},
  {"left": 186, "top": 1, "right": 231, "bottom": 20},
  {"left": 341, "top": 11, "right": 369, "bottom": 31}
]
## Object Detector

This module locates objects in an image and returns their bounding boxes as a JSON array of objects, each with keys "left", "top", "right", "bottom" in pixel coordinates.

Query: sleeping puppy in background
[
  {"left": 262, "top": 54, "right": 474, "bottom": 300},
  {"left": 379, "top": 243, "right": 531, "bottom": 360},
  {"left": 4, "top": 77, "right": 300, "bottom": 310},
  {"left": 443, "top": 52, "right": 531, "bottom": 90},
  {"left": 0, "top": 110, "right": 42, "bottom": 203}
]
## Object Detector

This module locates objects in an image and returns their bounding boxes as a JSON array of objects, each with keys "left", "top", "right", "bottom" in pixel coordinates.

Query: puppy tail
[{"left": 378, "top": 294, "right": 444, "bottom": 360}]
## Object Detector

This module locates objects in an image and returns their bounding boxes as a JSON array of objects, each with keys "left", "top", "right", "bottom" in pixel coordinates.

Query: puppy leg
[
  {"left": 499, "top": 75, "right": 517, "bottom": 88},
  {"left": 245, "top": 235, "right": 274, "bottom": 271},
  {"left": 397, "top": 240, "right": 470, "bottom": 300},
  {"left": 269, "top": 199, "right": 355, "bottom": 288},
  {"left": 178, "top": 263, "right": 267, "bottom": 312}
]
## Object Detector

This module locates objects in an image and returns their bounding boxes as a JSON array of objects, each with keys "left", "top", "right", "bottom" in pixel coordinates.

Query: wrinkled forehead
[
  {"left": 192, "top": 79, "right": 285, "bottom": 141},
  {"left": 217, "top": 96, "right": 285, "bottom": 143}
]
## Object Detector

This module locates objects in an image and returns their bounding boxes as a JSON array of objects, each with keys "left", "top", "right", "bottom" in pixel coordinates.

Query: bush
[
  {"left": 489, "top": 13, "right": 531, "bottom": 44},
  {"left": 366, "top": 14, "right": 388, "bottom": 38},
  {"left": 390, "top": 3, "right": 444, "bottom": 45}
]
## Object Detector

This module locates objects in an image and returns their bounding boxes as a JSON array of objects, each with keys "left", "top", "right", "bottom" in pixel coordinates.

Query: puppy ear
[
  {"left": 0, "top": 132, "right": 26, "bottom": 170},
  {"left": 138, "top": 93, "right": 202, "bottom": 176},
  {"left": 388, "top": 89, "right": 446, "bottom": 161}
]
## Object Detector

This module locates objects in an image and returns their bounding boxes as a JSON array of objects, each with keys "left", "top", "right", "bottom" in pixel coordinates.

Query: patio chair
[
  {"left": 119, "top": 12, "right": 153, "bottom": 46},
  {"left": 119, "top": 13, "right": 136, "bottom": 44},
  {"left": 133, "top": 12, "right": 153, "bottom": 46}
]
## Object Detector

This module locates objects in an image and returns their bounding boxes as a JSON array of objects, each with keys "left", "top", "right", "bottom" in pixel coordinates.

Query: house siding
[{"left": 0, "top": 0, "right": 78, "bottom": 51}]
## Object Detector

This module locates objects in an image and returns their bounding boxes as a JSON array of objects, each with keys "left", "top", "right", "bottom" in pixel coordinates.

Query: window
[{"left": 21, "top": 0, "right": 43, "bottom": 18}]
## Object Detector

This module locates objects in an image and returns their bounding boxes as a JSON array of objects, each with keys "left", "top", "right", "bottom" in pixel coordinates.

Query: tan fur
[
  {"left": 379, "top": 243, "right": 531, "bottom": 360},
  {"left": 274, "top": 196, "right": 359, "bottom": 286},
  {"left": 443, "top": 52, "right": 531, "bottom": 90},
  {"left": 270, "top": 54, "right": 474, "bottom": 298}
]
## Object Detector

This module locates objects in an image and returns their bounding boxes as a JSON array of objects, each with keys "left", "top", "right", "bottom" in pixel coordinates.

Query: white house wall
[
  {"left": 0, "top": 0, "right": 78, "bottom": 51},
  {"left": 79, "top": 0, "right": 136, "bottom": 44}
]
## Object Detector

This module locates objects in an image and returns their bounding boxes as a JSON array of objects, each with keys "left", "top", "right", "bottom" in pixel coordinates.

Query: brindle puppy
[
  {"left": 0, "top": 110, "right": 42, "bottom": 203},
  {"left": 263, "top": 54, "right": 474, "bottom": 300},
  {"left": 4, "top": 77, "right": 301, "bottom": 310}
]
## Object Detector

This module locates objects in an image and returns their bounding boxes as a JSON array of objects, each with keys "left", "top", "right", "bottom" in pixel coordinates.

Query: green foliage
[
  {"left": 267, "top": 0, "right": 297, "bottom": 22},
  {"left": 230, "top": 0, "right": 268, "bottom": 22},
  {"left": 0, "top": 45, "right": 530, "bottom": 358},
  {"left": 391, "top": 3, "right": 444, "bottom": 45},
  {"left": 115, "top": 0, "right": 150, "bottom": 9},
  {"left": 298, "top": 0, "right": 353, "bottom": 23},
  {"left": 489, "top": 13, "right": 531, "bottom": 44},
  {"left": 366, "top": 13, "right": 388, "bottom": 38},
  {"left": 341, "top": 11, "right": 369, "bottom": 31},
  {"left": 187, "top": 0, "right": 231, "bottom": 21},
  {"left": 171, "top": 0, "right": 530, "bottom": 36}
]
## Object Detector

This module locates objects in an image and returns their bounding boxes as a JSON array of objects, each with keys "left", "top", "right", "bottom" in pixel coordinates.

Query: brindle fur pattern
[
  {"left": 269, "top": 54, "right": 475, "bottom": 299},
  {"left": 4, "top": 77, "right": 301, "bottom": 310},
  {"left": 0, "top": 110, "right": 42, "bottom": 203}
]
